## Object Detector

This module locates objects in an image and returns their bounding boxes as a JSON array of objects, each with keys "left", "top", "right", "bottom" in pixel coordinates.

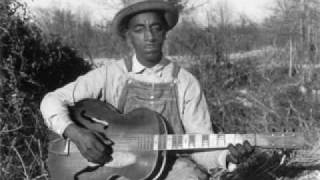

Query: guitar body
[{"left": 47, "top": 99, "right": 168, "bottom": 180}]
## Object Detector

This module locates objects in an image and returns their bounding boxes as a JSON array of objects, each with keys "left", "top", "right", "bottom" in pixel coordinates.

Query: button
[
  {"left": 150, "top": 95, "right": 154, "bottom": 99},
  {"left": 173, "top": 79, "right": 178, "bottom": 84}
]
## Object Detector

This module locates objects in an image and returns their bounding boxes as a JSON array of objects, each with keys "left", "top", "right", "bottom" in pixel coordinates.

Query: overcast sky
[{"left": 22, "top": 0, "right": 275, "bottom": 25}]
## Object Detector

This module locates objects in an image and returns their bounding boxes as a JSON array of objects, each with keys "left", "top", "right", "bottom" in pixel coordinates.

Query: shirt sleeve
[
  {"left": 177, "top": 69, "right": 229, "bottom": 170},
  {"left": 40, "top": 66, "right": 107, "bottom": 136}
]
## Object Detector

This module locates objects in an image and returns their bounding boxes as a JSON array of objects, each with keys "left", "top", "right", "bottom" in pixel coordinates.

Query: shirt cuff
[{"left": 50, "top": 113, "right": 74, "bottom": 137}]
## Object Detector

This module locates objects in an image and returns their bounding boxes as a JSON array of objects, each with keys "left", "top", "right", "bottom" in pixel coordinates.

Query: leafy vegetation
[{"left": 0, "top": 1, "right": 91, "bottom": 179}]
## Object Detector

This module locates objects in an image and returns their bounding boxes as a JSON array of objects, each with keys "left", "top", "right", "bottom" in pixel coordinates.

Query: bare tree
[{"left": 267, "top": 0, "right": 320, "bottom": 63}]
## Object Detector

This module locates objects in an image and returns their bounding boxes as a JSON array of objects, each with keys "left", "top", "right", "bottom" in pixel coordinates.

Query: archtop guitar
[{"left": 47, "top": 99, "right": 307, "bottom": 180}]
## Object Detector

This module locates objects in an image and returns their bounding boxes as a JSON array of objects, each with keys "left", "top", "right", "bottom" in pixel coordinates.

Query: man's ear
[{"left": 125, "top": 31, "right": 134, "bottom": 51}]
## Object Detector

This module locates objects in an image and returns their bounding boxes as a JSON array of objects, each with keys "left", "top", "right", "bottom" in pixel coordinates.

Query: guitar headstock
[{"left": 256, "top": 133, "right": 309, "bottom": 149}]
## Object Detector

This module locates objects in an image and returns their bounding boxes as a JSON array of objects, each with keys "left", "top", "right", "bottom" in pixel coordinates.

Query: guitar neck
[
  {"left": 130, "top": 133, "right": 305, "bottom": 151},
  {"left": 152, "top": 134, "right": 251, "bottom": 151}
]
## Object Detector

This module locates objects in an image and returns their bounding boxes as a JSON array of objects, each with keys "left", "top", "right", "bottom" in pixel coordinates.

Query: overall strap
[
  {"left": 171, "top": 63, "right": 184, "bottom": 133},
  {"left": 124, "top": 55, "right": 132, "bottom": 72},
  {"left": 171, "top": 63, "right": 181, "bottom": 79}
]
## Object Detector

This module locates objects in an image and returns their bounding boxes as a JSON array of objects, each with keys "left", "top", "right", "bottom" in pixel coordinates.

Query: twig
[
  {"left": 33, "top": 174, "right": 49, "bottom": 180},
  {"left": 239, "top": 90, "right": 280, "bottom": 118},
  {"left": 13, "top": 146, "right": 29, "bottom": 180},
  {"left": 0, "top": 26, "right": 9, "bottom": 35},
  {"left": 24, "top": 138, "right": 40, "bottom": 164},
  {"left": 0, "top": 125, "right": 23, "bottom": 134}
]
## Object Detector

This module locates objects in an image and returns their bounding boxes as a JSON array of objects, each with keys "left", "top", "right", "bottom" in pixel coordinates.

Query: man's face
[{"left": 126, "top": 11, "right": 167, "bottom": 67}]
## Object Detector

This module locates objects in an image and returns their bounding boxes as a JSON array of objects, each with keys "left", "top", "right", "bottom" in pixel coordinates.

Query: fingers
[
  {"left": 94, "top": 132, "right": 113, "bottom": 146},
  {"left": 74, "top": 129, "right": 113, "bottom": 165},
  {"left": 79, "top": 143, "right": 102, "bottom": 164},
  {"left": 226, "top": 153, "right": 239, "bottom": 164},
  {"left": 89, "top": 138, "right": 113, "bottom": 164},
  {"left": 227, "top": 141, "right": 255, "bottom": 164},
  {"left": 84, "top": 140, "right": 113, "bottom": 164},
  {"left": 236, "top": 144, "right": 246, "bottom": 155},
  {"left": 243, "top": 140, "right": 254, "bottom": 154},
  {"left": 227, "top": 144, "right": 240, "bottom": 164}
]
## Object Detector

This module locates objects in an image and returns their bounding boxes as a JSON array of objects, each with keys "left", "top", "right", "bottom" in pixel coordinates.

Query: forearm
[
  {"left": 40, "top": 67, "right": 107, "bottom": 136},
  {"left": 40, "top": 92, "right": 75, "bottom": 136}
]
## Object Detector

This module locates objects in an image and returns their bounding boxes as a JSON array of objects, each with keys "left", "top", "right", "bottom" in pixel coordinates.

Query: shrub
[{"left": 0, "top": 1, "right": 91, "bottom": 179}]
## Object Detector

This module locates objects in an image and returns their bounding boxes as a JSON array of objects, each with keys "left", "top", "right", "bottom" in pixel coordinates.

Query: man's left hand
[{"left": 226, "top": 140, "right": 254, "bottom": 165}]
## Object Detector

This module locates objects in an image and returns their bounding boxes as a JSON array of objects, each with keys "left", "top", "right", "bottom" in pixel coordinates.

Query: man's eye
[
  {"left": 152, "top": 25, "right": 163, "bottom": 32},
  {"left": 133, "top": 27, "right": 144, "bottom": 32}
]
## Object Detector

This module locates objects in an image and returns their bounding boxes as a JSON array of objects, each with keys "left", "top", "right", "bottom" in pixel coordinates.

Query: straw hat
[{"left": 112, "top": 0, "right": 179, "bottom": 38}]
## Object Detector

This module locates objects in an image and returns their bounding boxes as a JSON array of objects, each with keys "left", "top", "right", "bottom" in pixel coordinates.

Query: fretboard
[
  {"left": 149, "top": 134, "right": 250, "bottom": 151},
  {"left": 123, "top": 133, "right": 304, "bottom": 151}
]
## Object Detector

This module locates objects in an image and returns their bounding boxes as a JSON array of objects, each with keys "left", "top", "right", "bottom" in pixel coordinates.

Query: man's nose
[{"left": 144, "top": 29, "right": 155, "bottom": 41}]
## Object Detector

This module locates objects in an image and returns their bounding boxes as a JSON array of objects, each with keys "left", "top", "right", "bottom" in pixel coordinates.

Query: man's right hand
[{"left": 63, "top": 124, "right": 113, "bottom": 165}]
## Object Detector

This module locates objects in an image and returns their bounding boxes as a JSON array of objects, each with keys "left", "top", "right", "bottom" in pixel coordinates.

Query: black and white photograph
[{"left": 1, "top": 0, "right": 320, "bottom": 179}]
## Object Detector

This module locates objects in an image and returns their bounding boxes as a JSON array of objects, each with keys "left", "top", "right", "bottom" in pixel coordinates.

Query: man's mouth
[{"left": 144, "top": 44, "right": 159, "bottom": 51}]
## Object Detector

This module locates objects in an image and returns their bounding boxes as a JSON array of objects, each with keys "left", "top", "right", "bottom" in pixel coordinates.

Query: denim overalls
[{"left": 118, "top": 57, "right": 184, "bottom": 134}]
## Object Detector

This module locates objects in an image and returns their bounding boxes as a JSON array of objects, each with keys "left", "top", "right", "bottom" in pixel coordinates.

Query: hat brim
[{"left": 112, "top": 1, "right": 179, "bottom": 38}]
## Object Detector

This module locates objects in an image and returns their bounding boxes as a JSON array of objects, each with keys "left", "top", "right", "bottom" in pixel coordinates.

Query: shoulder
[
  {"left": 164, "top": 58, "right": 202, "bottom": 95},
  {"left": 171, "top": 62, "right": 200, "bottom": 89},
  {"left": 165, "top": 56, "right": 199, "bottom": 83},
  {"left": 94, "top": 58, "right": 127, "bottom": 74}
]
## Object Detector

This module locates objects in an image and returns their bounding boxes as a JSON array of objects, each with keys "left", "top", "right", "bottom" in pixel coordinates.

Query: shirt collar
[{"left": 131, "top": 54, "right": 169, "bottom": 74}]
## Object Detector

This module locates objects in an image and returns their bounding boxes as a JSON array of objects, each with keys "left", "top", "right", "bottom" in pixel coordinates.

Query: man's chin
[{"left": 144, "top": 51, "right": 162, "bottom": 60}]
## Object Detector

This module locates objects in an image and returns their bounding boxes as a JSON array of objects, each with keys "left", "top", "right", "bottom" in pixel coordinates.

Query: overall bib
[{"left": 116, "top": 58, "right": 208, "bottom": 180}]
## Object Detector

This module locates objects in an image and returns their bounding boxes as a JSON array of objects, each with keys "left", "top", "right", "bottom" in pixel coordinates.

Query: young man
[{"left": 41, "top": 0, "right": 253, "bottom": 179}]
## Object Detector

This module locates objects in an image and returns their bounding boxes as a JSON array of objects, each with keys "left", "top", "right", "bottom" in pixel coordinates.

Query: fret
[
  {"left": 203, "top": 135, "right": 209, "bottom": 148},
  {"left": 182, "top": 135, "right": 189, "bottom": 149},
  {"left": 145, "top": 136, "right": 149, "bottom": 150},
  {"left": 159, "top": 135, "right": 164, "bottom": 150},
  {"left": 167, "top": 135, "right": 173, "bottom": 150},
  {"left": 161, "top": 135, "right": 166, "bottom": 150},
  {"left": 153, "top": 135, "right": 159, "bottom": 150},
  {"left": 209, "top": 134, "right": 217, "bottom": 148},
  {"left": 139, "top": 136, "right": 143, "bottom": 150},
  {"left": 142, "top": 136, "right": 146, "bottom": 150},
  {"left": 189, "top": 135, "right": 195, "bottom": 148},
  {"left": 217, "top": 134, "right": 225, "bottom": 147},
  {"left": 195, "top": 134, "right": 202, "bottom": 148},
  {"left": 177, "top": 135, "right": 183, "bottom": 149},
  {"left": 147, "top": 136, "right": 152, "bottom": 150},
  {"left": 172, "top": 135, "right": 177, "bottom": 149}
]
